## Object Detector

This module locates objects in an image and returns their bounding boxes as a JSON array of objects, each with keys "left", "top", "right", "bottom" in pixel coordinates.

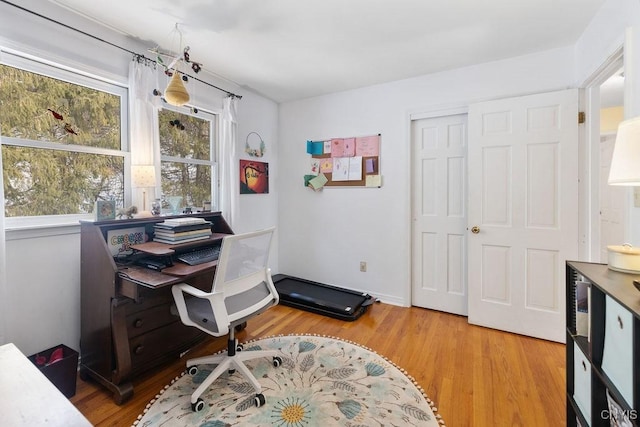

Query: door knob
[{"left": 471, "top": 226, "right": 480, "bottom": 234}]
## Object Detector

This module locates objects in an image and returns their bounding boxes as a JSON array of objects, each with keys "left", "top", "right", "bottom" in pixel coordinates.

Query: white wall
[
  {"left": 236, "top": 90, "right": 280, "bottom": 269},
  {"left": 0, "top": 1, "right": 279, "bottom": 355},
  {"left": 277, "top": 0, "right": 640, "bottom": 306},
  {"left": 5, "top": 228, "right": 81, "bottom": 356},
  {"left": 278, "top": 48, "right": 576, "bottom": 306}
]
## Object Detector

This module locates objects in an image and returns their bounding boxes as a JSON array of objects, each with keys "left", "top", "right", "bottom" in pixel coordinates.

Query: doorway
[{"left": 583, "top": 48, "right": 625, "bottom": 262}]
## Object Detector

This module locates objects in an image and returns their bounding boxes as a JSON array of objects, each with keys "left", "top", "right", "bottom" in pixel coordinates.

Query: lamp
[
  {"left": 608, "top": 116, "right": 640, "bottom": 185},
  {"left": 132, "top": 165, "right": 156, "bottom": 217},
  {"left": 165, "top": 71, "right": 190, "bottom": 106}
]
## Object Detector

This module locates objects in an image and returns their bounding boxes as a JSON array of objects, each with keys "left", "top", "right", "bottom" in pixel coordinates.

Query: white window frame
[
  {"left": 0, "top": 51, "right": 129, "bottom": 229},
  {"left": 158, "top": 105, "right": 219, "bottom": 212}
]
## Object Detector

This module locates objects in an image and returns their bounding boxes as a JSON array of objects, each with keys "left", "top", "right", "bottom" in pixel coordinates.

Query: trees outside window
[
  {"left": 158, "top": 108, "right": 216, "bottom": 213},
  {"left": 0, "top": 52, "right": 127, "bottom": 223}
]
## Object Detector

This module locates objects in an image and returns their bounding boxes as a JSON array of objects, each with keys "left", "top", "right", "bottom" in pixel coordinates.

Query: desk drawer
[
  {"left": 129, "top": 322, "right": 203, "bottom": 369},
  {"left": 124, "top": 286, "right": 174, "bottom": 315},
  {"left": 126, "top": 304, "right": 177, "bottom": 338}
]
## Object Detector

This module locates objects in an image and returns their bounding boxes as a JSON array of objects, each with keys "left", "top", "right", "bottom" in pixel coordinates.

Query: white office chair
[{"left": 171, "top": 227, "right": 281, "bottom": 412}]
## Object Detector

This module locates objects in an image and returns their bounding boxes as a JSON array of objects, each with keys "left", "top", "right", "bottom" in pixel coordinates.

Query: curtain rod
[{"left": 0, "top": 0, "right": 242, "bottom": 99}]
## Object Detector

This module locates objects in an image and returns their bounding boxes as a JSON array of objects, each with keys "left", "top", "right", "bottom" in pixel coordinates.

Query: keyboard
[{"left": 177, "top": 246, "right": 221, "bottom": 265}]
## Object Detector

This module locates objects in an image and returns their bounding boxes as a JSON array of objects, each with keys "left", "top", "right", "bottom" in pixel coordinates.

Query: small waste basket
[{"left": 28, "top": 343, "right": 79, "bottom": 398}]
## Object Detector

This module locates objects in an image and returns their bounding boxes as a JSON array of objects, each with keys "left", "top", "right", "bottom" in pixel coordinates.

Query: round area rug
[{"left": 134, "top": 334, "right": 445, "bottom": 426}]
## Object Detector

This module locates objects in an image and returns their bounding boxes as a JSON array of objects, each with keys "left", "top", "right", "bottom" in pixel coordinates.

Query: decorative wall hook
[{"left": 245, "top": 132, "right": 265, "bottom": 157}]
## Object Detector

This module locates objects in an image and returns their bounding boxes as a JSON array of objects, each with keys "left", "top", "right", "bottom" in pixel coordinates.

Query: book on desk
[{"left": 153, "top": 218, "right": 213, "bottom": 244}]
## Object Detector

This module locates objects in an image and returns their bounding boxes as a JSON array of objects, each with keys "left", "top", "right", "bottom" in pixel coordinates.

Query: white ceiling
[{"left": 49, "top": 0, "right": 607, "bottom": 103}]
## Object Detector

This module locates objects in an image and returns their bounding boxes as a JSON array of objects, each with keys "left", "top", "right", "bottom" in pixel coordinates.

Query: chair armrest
[
  {"left": 171, "top": 283, "right": 229, "bottom": 335},
  {"left": 266, "top": 268, "right": 279, "bottom": 305},
  {"left": 173, "top": 283, "right": 216, "bottom": 299}
]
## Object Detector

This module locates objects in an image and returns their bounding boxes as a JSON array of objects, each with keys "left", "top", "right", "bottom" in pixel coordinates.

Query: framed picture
[
  {"left": 240, "top": 159, "right": 269, "bottom": 194},
  {"left": 95, "top": 200, "right": 116, "bottom": 221}
]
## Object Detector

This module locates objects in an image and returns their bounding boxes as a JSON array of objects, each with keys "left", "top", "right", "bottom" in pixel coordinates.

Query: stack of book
[{"left": 153, "top": 217, "right": 212, "bottom": 244}]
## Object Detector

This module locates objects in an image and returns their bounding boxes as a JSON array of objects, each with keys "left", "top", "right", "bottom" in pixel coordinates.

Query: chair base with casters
[{"left": 185, "top": 325, "right": 282, "bottom": 412}]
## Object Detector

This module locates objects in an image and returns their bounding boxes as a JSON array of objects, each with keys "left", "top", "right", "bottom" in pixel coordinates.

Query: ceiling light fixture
[
  {"left": 161, "top": 24, "right": 191, "bottom": 106},
  {"left": 165, "top": 70, "right": 190, "bottom": 106}
]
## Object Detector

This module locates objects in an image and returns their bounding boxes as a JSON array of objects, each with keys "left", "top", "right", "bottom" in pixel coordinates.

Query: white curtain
[
  {"left": 220, "top": 96, "right": 239, "bottom": 227},
  {"left": 0, "top": 48, "right": 6, "bottom": 344},
  {"left": 0, "top": 132, "right": 6, "bottom": 345},
  {"left": 0, "top": 152, "right": 7, "bottom": 345},
  {"left": 128, "top": 58, "right": 160, "bottom": 202}
]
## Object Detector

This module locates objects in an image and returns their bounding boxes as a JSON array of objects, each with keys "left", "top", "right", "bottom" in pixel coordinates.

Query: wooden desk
[
  {"left": 0, "top": 343, "right": 92, "bottom": 426},
  {"left": 79, "top": 212, "right": 232, "bottom": 404}
]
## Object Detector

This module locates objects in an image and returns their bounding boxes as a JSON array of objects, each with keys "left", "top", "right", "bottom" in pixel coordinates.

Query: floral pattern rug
[{"left": 134, "top": 334, "right": 445, "bottom": 426}]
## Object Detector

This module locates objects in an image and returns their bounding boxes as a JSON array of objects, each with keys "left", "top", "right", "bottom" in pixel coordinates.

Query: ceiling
[{"left": 48, "top": 0, "right": 607, "bottom": 103}]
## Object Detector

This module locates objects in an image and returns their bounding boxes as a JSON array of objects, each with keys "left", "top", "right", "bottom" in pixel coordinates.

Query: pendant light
[{"left": 164, "top": 71, "right": 189, "bottom": 106}]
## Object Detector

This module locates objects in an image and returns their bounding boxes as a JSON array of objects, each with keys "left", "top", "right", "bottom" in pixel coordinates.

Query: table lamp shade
[
  {"left": 132, "top": 165, "right": 156, "bottom": 188},
  {"left": 608, "top": 116, "right": 640, "bottom": 185}
]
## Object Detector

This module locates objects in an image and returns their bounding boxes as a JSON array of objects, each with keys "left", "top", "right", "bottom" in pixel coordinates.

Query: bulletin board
[{"left": 305, "top": 134, "right": 381, "bottom": 189}]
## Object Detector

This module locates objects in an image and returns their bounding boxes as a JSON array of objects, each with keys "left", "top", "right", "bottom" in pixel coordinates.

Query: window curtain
[
  {"left": 0, "top": 136, "right": 6, "bottom": 345},
  {"left": 220, "top": 96, "right": 239, "bottom": 227},
  {"left": 0, "top": 48, "right": 6, "bottom": 344},
  {"left": 128, "top": 58, "right": 160, "bottom": 201}
]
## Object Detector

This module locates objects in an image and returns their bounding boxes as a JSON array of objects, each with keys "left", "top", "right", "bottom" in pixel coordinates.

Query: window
[
  {"left": 158, "top": 108, "right": 217, "bottom": 214},
  {"left": 0, "top": 52, "right": 128, "bottom": 225}
]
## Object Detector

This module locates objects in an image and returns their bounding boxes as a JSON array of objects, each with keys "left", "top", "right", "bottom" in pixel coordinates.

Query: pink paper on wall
[
  {"left": 355, "top": 135, "right": 380, "bottom": 157},
  {"left": 343, "top": 138, "right": 356, "bottom": 156},
  {"left": 331, "top": 138, "right": 356, "bottom": 157},
  {"left": 330, "top": 139, "right": 344, "bottom": 158},
  {"left": 320, "top": 158, "right": 333, "bottom": 173}
]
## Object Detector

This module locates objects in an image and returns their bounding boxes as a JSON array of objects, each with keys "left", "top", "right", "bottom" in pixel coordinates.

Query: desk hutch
[{"left": 80, "top": 212, "right": 233, "bottom": 404}]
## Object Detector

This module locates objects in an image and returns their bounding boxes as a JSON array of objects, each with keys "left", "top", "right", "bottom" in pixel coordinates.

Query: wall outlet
[{"left": 359, "top": 261, "right": 367, "bottom": 272}]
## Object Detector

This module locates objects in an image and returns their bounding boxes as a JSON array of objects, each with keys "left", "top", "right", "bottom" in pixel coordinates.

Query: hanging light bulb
[{"left": 164, "top": 70, "right": 190, "bottom": 106}]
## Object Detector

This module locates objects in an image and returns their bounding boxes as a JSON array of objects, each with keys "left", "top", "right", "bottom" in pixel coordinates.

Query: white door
[
  {"left": 411, "top": 113, "right": 468, "bottom": 315},
  {"left": 467, "top": 89, "right": 579, "bottom": 342}
]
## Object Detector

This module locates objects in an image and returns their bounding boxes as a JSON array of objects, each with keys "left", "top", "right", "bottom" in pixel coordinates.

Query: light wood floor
[{"left": 70, "top": 303, "right": 566, "bottom": 426}]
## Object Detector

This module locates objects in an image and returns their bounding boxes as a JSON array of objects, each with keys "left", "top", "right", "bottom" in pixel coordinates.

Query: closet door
[
  {"left": 467, "top": 89, "right": 579, "bottom": 342},
  {"left": 411, "top": 113, "right": 468, "bottom": 315}
]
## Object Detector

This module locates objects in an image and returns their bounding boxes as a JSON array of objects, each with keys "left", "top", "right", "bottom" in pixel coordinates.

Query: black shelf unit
[{"left": 566, "top": 261, "right": 640, "bottom": 426}]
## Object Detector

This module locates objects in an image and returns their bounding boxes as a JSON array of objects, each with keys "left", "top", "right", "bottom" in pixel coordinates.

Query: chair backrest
[{"left": 213, "top": 226, "right": 278, "bottom": 324}]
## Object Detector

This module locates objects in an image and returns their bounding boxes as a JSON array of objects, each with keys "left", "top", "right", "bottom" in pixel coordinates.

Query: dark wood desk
[{"left": 79, "top": 213, "right": 232, "bottom": 404}]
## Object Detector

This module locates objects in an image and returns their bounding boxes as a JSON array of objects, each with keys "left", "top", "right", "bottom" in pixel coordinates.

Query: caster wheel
[
  {"left": 254, "top": 393, "right": 266, "bottom": 407},
  {"left": 236, "top": 344, "right": 244, "bottom": 352},
  {"left": 273, "top": 356, "right": 283, "bottom": 367},
  {"left": 188, "top": 366, "right": 198, "bottom": 376},
  {"left": 228, "top": 368, "right": 236, "bottom": 374},
  {"left": 191, "top": 398, "right": 205, "bottom": 412}
]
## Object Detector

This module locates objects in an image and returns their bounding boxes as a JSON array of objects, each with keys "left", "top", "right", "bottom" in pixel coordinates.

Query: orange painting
[{"left": 240, "top": 160, "right": 269, "bottom": 194}]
